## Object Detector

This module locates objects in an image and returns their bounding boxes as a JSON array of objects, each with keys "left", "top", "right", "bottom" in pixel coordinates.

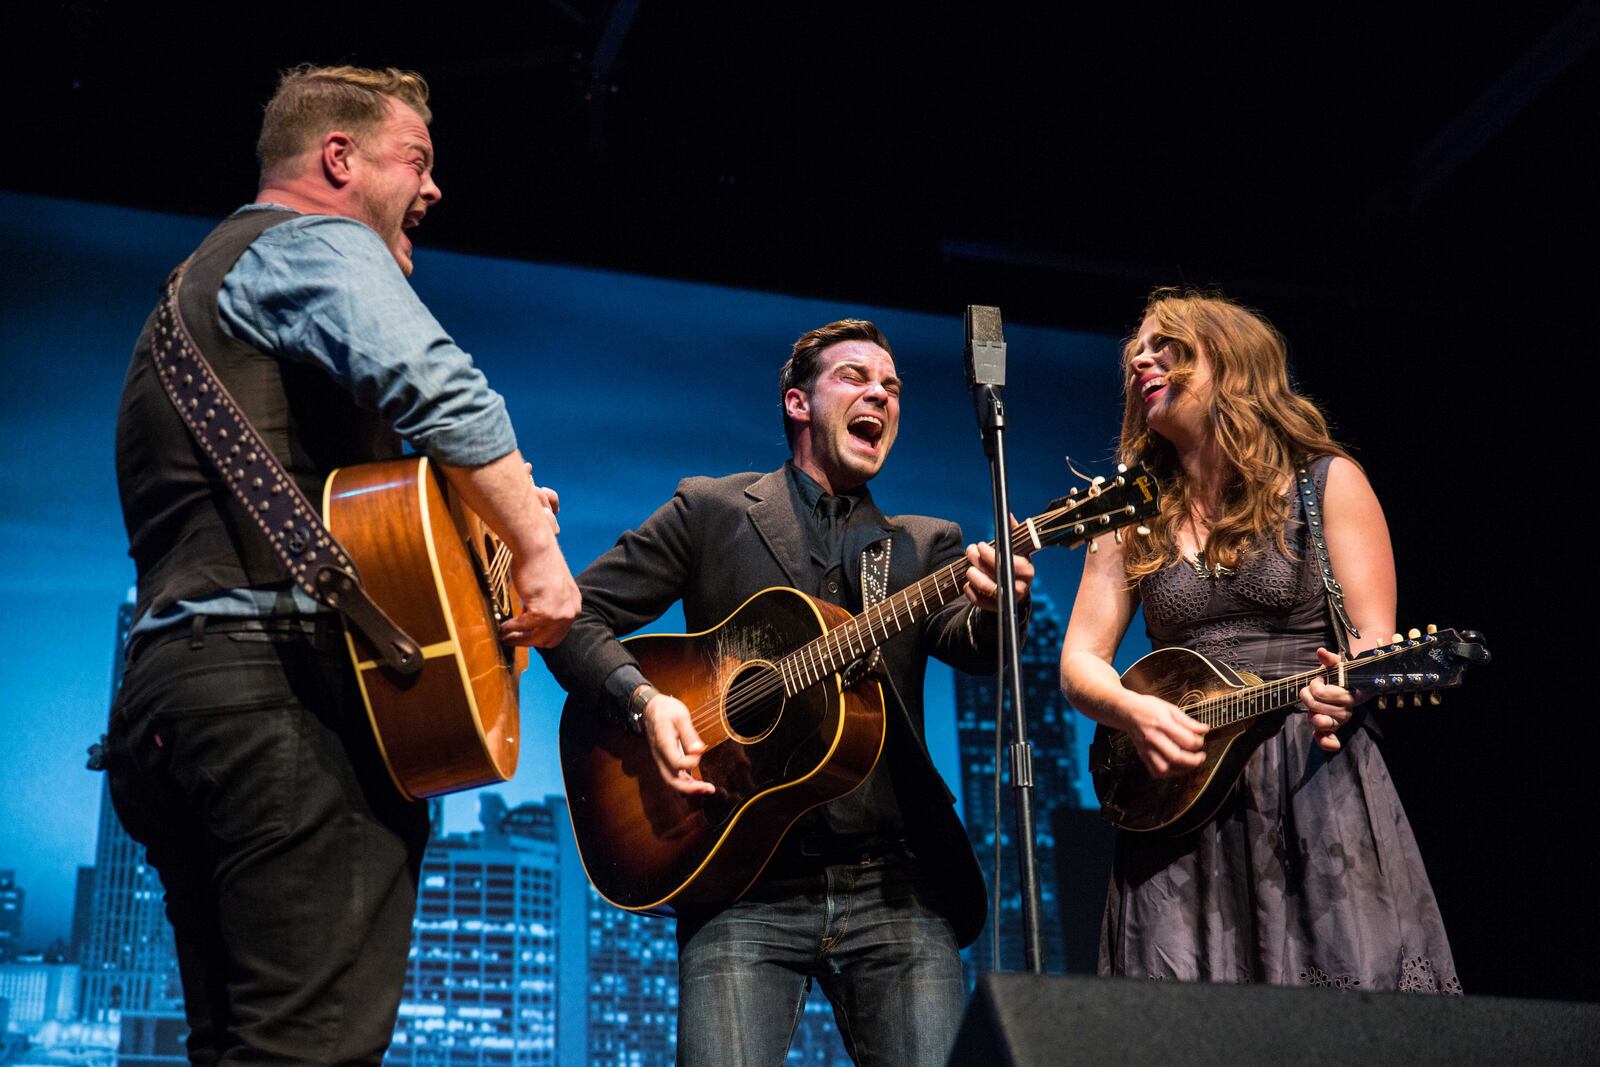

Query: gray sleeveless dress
[{"left": 1100, "top": 457, "right": 1460, "bottom": 992}]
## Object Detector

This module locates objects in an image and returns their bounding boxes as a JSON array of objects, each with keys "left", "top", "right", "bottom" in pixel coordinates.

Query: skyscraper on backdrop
[
  {"left": 0, "top": 870, "right": 23, "bottom": 963},
  {"left": 390, "top": 795, "right": 562, "bottom": 1065},
  {"left": 390, "top": 794, "right": 681, "bottom": 1066},
  {"left": 78, "top": 595, "right": 183, "bottom": 1024}
]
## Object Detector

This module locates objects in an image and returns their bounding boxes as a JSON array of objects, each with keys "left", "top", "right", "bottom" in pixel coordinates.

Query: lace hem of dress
[
  {"left": 1299, "top": 966, "right": 1360, "bottom": 989},
  {"left": 1296, "top": 956, "right": 1463, "bottom": 994},
  {"left": 1397, "top": 955, "right": 1465, "bottom": 995}
]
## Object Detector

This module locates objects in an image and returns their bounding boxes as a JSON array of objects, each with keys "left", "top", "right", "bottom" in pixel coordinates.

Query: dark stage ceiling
[{"left": 12, "top": 3, "right": 1597, "bottom": 333}]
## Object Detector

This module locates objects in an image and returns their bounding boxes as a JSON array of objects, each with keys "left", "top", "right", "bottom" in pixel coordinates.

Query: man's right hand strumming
[
  {"left": 642, "top": 693, "right": 715, "bottom": 795},
  {"left": 503, "top": 535, "right": 580, "bottom": 648},
  {"left": 438, "top": 452, "right": 580, "bottom": 647}
]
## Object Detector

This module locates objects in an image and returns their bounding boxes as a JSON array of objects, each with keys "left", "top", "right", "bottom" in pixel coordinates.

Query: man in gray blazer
[{"left": 544, "top": 318, "right": 1033, "bottom": 1066}]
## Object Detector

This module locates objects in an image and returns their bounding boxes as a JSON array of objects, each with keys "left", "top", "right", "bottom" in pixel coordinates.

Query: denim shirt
[{"left": 130, "top": 205, "right": 517, "bottom": 637}]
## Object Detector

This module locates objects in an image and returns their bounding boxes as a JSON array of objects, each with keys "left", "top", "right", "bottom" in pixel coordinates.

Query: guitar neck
[{"left": 778, "top": 523, "right": 1036, "bottom": 696}]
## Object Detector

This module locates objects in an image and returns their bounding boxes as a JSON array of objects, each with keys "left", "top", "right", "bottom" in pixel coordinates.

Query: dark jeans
[
  {"left": 107, "top": 620, "right": 429, "bottom": 1066},
  {"left": 675, "top": 856, "right": 966, "bottom": 1067}
]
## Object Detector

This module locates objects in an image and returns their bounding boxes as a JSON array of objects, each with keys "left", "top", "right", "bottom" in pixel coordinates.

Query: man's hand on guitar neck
[
  {"left": 643, "top": 694, "right": 717, "bottom": 796},
  {"left": 962, "top": 537, "right": 1036, "bottom": 612}
]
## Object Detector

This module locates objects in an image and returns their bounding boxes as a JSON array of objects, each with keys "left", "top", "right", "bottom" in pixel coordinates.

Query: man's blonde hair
[{"left": 256, "top": 64, "right": 431, "bottom": 178}]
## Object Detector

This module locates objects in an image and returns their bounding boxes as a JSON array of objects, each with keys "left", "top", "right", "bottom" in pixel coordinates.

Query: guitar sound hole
[{"left": 723, "top": 662, "right": 785, "bottom": 742}]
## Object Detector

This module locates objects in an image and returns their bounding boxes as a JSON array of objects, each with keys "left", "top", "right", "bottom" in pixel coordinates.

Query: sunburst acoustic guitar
[{"left": 560, "top": 466, "right": 1160, "bottom": 913}]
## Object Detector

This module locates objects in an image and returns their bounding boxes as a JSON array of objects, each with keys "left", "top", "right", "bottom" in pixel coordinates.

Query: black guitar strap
[
  {"left": 150, "top": 262, "right": 422, "bottom": 675},
  {"left": 1296, "top": 458, "right": 1358, "bottom": 658}
]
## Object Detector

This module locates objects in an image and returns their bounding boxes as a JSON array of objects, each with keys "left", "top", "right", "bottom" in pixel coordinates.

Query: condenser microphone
[{"left": 964, "top": 304, "right": 1007, "bottom": 390}]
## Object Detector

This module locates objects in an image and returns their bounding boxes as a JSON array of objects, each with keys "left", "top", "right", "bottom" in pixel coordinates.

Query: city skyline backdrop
[{"left": 0, "top": 190, "right": 1141, "bottom": 954}]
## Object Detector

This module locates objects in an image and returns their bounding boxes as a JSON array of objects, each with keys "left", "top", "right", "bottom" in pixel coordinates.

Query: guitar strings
[
  {"left": 686, "top": 517, "right": 1071, "bottom": 734},
  {"left": 487, "top": 541, "right": 512, "bottom": 600},
  {"left": 682, "top": 508, "right": 1096, "bottom": 735},
  {"left": 692, "top": 558, "right": 979, "bottom": 734},
  {"left": 690, "top": 499, "right": 1136, "bottom": 733}
]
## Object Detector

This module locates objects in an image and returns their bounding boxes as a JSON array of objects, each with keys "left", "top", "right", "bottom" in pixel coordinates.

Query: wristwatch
[{"left": 627, "top": 683, "right": 659, "bottom": 736}]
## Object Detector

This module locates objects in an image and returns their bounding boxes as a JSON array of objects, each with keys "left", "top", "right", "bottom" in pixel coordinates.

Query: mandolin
[
  {"left": 1088, "top": 627, "right": 1489, "bottom": 835},
  {"left": 560, "top": 467, "right": 1160, "bottom": 913}
]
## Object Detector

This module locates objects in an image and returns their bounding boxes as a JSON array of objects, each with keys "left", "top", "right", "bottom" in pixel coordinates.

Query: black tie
[{"left": 818, "top": 494, "right": 851, "bottom": 563}]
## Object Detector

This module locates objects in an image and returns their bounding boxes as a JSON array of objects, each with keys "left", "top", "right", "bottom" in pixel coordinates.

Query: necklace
[
  {"left": 1187, "top": 551, "right": 1234, "bottom": 580},
  {"left": 1181, "top": 506, "right": 1231, "bottom": 579}
]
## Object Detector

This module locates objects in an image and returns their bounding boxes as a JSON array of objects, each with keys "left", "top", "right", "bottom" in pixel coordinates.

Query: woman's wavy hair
[{"left": 1118, "top": 288, "right": 1352, "bottom": 582}]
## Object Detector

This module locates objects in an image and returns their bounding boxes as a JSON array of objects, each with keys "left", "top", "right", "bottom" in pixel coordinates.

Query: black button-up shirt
[{"left": 783, "top": 464, "right": 904, "bottom": 844}]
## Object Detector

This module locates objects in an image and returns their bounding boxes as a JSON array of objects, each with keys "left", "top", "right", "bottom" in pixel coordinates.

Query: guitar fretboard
[{"left": 775, "top": 523, "right": 1032, "bottom": 695}]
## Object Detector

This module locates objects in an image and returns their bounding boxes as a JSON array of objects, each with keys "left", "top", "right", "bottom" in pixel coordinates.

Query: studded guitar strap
[{"left": 148, "top": 262, "right": 422, "bottom": 675}]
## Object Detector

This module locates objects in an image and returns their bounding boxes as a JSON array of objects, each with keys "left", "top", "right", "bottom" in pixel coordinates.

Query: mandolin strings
[{"left": 1185, "top": 638, "right": 1442, "bottom": 729}]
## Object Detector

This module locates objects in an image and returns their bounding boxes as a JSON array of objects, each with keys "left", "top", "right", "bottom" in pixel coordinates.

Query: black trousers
[{"left": 108, "top": 619, "right": 429, "bottom": 1066}]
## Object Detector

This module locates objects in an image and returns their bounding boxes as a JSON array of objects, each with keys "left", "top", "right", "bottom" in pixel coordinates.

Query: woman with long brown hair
[{"left": 1059, "top": 289, "right": 1457, "bottom": 990}]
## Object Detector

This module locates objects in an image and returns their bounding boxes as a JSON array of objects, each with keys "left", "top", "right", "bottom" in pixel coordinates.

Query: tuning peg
[
  {"left": 1377, "top": 696, "right": 1388, "bottom": 710},
  {"left": 1113, "top": 529, "right": 1124, "bottom": 544},
  {"left": 1136, "top": 525, "right": 1151, "bottom": 536},
  {"left": 1407, "top": 628, "right": 1421, "bottom": 640},
  {"left": 1391, "top": 633, "right": 1404, "bottom": 644},
  {"left": 1412, "top": 694, "right": 1423, "bottom": 708},
  {"left": 1426, "top": 624, "right": 1437, "bottom": 635},
  {"left": 1428, "top": 693, "right": 1441, "bottom": 705},
  {"left": 1116, "top": 463, "right": 1128, "bottom": 474},
  {"left": 1088, "top": 539, "right": 1099, "bottom": 554}
]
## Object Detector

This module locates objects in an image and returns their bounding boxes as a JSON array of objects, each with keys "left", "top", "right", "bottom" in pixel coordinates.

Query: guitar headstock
[
  {"left": 1030, "top": 464, "right": 1160, "bottom": 552},
  {"left": 1348, "top": 626, "right": 1490, "bottom": 708}
]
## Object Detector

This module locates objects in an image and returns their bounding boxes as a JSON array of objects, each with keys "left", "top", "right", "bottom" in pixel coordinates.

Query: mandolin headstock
[{"left": 1347, "top": 626, "right": 1490, "bottom": 708}]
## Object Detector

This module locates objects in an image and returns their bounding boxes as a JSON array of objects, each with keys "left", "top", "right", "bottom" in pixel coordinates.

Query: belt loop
[{"left": 188, "top": 613, "right": 207, "bottom": 650}]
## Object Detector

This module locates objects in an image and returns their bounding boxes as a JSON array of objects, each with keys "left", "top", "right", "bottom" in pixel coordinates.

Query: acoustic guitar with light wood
[
  {"left": 322, "top": 455, "right": 526, "bottom": 799},
  {"left": 560, "top": 466, "right": 1160, "bottom": 914}
]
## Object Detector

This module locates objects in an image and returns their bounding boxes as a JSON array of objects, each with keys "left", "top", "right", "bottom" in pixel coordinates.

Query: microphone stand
[{"left": 967, "top": 310, "right": 1045, "bottom": 975}]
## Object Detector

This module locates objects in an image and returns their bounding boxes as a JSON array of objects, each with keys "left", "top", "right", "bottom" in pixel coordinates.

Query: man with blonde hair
[{"left": 110, "top": 64, "right": 579, "bottom": 1064}]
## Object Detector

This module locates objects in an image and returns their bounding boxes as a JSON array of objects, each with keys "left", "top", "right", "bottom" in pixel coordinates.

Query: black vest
[{"left": 116, "top": 209, "right": 399, "bottom": 622}]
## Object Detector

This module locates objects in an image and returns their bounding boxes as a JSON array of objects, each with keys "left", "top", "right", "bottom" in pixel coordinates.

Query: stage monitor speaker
[{"left": 950, "top": 973, "right": 1600, "bottom": 1065}]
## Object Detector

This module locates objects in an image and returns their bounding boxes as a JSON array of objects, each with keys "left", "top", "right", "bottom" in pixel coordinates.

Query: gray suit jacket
[{"left": 544, "top": 468, "right": 997, "bottom": 946}]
